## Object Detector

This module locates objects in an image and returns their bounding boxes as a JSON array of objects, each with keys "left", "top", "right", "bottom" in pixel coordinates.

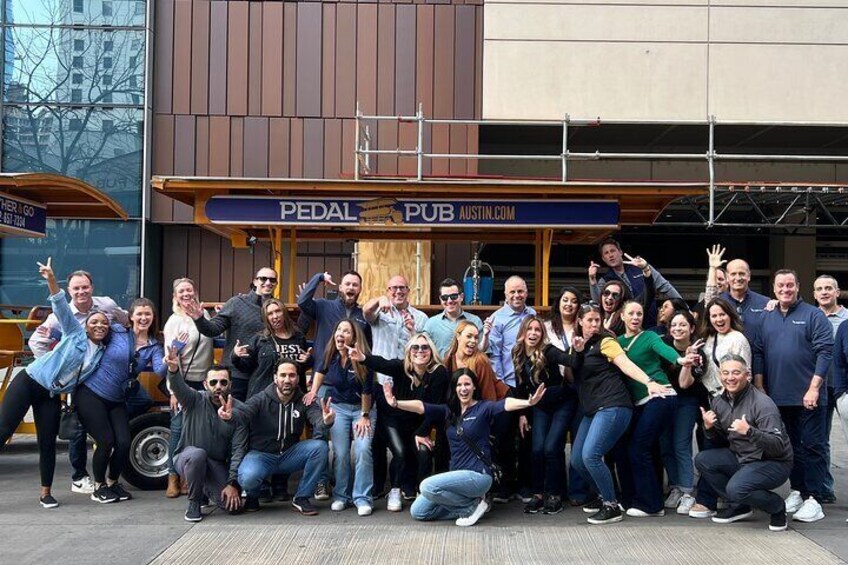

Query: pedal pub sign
[{"left": 204, "top": 196, "right": 620, "bottom": 229}]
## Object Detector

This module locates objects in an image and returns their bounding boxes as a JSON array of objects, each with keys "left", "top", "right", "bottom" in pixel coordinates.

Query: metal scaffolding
[{"left": 354, "top": 103, "right": 848, "bottom": 230}]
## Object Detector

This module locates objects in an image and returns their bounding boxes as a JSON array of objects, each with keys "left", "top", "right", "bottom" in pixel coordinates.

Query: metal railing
[{"left": 353, "top": 102, "right": 848, "bottom": 228}]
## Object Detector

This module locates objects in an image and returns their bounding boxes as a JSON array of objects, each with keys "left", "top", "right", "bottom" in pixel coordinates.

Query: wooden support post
[
  {"left": 541, "top": 229, "right": 553, "bottom": 307},
  {"left": 273, "top": 228, "right": 283, "bottom": 299},
  {"left": 287, "top": 228, "right": 297, "bottom": 303}
]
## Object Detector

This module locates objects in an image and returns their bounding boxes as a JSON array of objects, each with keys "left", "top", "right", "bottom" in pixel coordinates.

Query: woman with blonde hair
[
  {"left": 308, "top": 319, "right": 376, "bottom": 516},
  {"left": 162, "top": 278, "right": 213, "bottom": 497},
  {"left": 348, "top": 332, "right": 449, "bottom": 511},
  {"left": 444, "top": 320, "right": 509, "bottom": 401}
]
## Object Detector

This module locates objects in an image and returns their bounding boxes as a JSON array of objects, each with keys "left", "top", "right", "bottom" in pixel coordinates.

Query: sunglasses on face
[
  {"left": 256, "top": 276, "right": 277, "bottom": 284},
  {"left": 208, "top": 378, "right": 229, "bottom": 387},
  {"left": 410, "top": 344, "right": 431, "bottom": 352},
  {"left": 440, "top": 293, "right": 460, "bottom": 302},
  {"left": 388, "top": 285, "right": 409, "bottom": 292},
  {"left": 602, "top": 290, "right": 621, "bottom": 300}
]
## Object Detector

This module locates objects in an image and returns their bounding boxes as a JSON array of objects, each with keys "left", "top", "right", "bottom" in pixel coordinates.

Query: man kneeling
[
  {"left": 219, "top": 359, "right": 334, "bottom": 515},
  {"left": 166, "top": 349, "right": 247, "bottom": 522},
  {"left": 696, "top": 354, "right": 793, "bottom": 531}
]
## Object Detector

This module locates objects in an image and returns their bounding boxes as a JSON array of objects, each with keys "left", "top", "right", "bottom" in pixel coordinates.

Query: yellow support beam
[
  {"left": 273, "top": 227, "right": 283, "bottom": 299},
  {"left": 541, "top": 229, "right": 553, "bottom": 307}
]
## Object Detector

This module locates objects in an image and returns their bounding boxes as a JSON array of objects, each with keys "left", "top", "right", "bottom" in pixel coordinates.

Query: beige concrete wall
[{"left": 484, "top": 0, "right": 848, "bottom": 122}]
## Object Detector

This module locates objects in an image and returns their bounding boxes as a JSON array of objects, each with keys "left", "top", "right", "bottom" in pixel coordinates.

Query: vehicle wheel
[{"left": 124, "top": 411, "right": 171, "bottom": 490}]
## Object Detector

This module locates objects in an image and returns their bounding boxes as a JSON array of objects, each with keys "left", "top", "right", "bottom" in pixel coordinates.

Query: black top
[
  {"left": 513, "top": 344, "right": 579, "bottom": 410},
  {"left": 574, "top": 334, "right": 633, "bottom": 416},
  {"left": 232, "top": 332, "right": 311, "bottom": 398},
  {"left": 660, "top": 335, "right": 709, "bottom": 405}
]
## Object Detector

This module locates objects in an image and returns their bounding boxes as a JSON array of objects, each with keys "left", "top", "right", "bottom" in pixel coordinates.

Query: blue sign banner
[
  {"left": 205, "top": 196, "right": 619, "bottom": 228},
  {"left": 0, "top": 192, "right": 47, "bottom": 237}
]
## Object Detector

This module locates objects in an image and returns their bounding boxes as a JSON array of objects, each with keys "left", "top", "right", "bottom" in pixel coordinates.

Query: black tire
[{"left": 124, "top": 411, "right": 171, "bottom": 491}]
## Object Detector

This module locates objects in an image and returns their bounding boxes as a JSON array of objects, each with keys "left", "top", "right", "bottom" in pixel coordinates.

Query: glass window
[
  {"left": 3, "top": 106, "right": 144, "bottom": 216},
  {"left": 0, "top": 220, "right": 141, "bottom": 308},
  {"left": 102, "top": 119, "right": 114, "bottom": 132},
  {"left": 74, "top": 39, "right": 85, "bottom": 51},
  {"left": 4, "top": 28, "right": 144, "bottom": 105},
  {"left": 102, "top": 74, "right": 112, "bottom": 86},
  {"left": 72, "top": 73, "right": 83, "bottom": 85},
  {"left": 71, "top": 89, "right": 82, "bottom": 103},
  {"left": 104, "top": 41, "right": 114, "bottom": 52},
  {"left": 9, "top": 0, "right": 146, "bottom": 27},
  {"left": 102, "top": 92, "right": 112, "bottom": 103}
]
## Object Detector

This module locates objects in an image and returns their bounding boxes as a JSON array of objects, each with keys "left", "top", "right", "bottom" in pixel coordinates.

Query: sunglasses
[
  {"left": 440, "top": 293, "right": 460, "bottom": 302},
  {"left": 208, "top": 378, "right": 229, "bottom": 387},
  {"left": 602, "top": 290, "right": 621, "bottom": 300},
  {"left": 388, "top": 285, "right": 409, "bottom": 292},
  {"left": 410, "top": 344, "right": 431, "bottom": 352},
  {"left": 256, "top": 276, "right": 277, "bottom": 284}
]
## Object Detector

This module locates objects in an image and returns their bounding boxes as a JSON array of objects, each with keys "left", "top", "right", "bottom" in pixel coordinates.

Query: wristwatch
[{"left": 361, "top": 412, "right": 370, "bottom": 419}]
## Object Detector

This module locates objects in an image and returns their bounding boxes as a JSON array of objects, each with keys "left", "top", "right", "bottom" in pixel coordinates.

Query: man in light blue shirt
[
  {"left": 484, "top": 276, "right": 536, "bottom": 388},
  {"left": 423, "top": 278, "right": 483, "bottom": 358}
]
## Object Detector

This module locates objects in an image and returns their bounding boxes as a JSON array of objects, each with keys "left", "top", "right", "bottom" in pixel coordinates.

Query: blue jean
[
  {"left": 616, "top": 395, "right": 677, "bottom": 513},
  {"left": 695, "top": 448, "right": 791, "bottom": 515},
  {"left": 531, "top": 397, "right": 577, "bottom": 497},
  {"left": 824, "top": 386, "right": 836, "bottom": 497},
  {"left": 330, "top": 402, "right": 376, "bottom": 506},
  {"left": 781, "top": 404, "right": 828, "bottom": 501},
  {"left": 571, "top": 406, "right": 632, "bottom": 503},
  {"left": 238, "top": 440, "right": 329, "bottom": 499},
  {"left": 660, "top": 394, "right": 699, "bottom": 492},
  {"left": 567, "top": 404, "right": 591, "bottom": 503},
  {"left": 125, "top": 380, "right": 153, "bottom": 420},
  {"left": 410, "top": 470, "right": 492, "bottom": 521}
]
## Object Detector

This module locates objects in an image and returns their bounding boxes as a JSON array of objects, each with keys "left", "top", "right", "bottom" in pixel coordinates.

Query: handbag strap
[{"left": 622, "top": 331, "right": 645, "bottom": 353}]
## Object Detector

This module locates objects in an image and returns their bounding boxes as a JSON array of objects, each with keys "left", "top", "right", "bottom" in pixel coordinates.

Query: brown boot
[
  {"left": 180, "top": 476, "right": 189, "bottom": 495},
  {"left": 166, "top": 473, "right": 181, "bottom": 498}
]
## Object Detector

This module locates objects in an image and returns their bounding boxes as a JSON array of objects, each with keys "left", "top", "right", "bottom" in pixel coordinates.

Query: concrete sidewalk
[{"left": 1, "top": 435, "right": 847, "bottom": 564}]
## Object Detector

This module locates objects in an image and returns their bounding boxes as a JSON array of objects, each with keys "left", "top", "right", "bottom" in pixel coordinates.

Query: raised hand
[
  {"left": 764, "top": 299, "right": 778, "bottom": 312},
  {"left": 297, "top": 347, "right": 313, "bottom": 364},
  {"left": 232, "top": 339, "right": 250, "bottom": 358},
  {"left": 345, "top": 344, "right": 365, "bottom": 363},
  {"left": 378, "top": 295, "right": 392, "bottom": 313},
  {"left": 588, "top": 261, "right": 600, "bottom": 282},
  {"left": 622, "top": 253, "right": 648, "bottom": 270},
  {"left": 322, "top": 272, "right": 337, "bottom": 286},
  {"left": 483, "top": 316, "right": 494, "bottom": 336},
  {"left": 729, "top": 414, "right": 750, "bottom": 435},
  {"left": 320, "top": 396, "right": 335, "bottom": 424},
  {"left": 218, "top": 395, "right": 234, "bottom": 420},
  {"left": 176, "top": 330, "right": 190, "bottom": 344},
  {"left": 700, "top": 406, "right": 717, "bottom": 430},
  {"left": 686, "top": 339, "right": 705, "bottom": 357},
  {"left": 528, "top": 383, "right": 547, "bottom": 406},
  {"left": 182, "top": 299, "right": 204, "bottom": 320},
  {"left": 571, "top": 336, "right": 586, "bottom": 353},
  {"left": 36, "top": 257, "right": 54, "bottom": 281},
  {"left": 706, "top": 244, "right": 727, "bottom": 269},
  {"left": 164, "top": 345, "right": 180, "bottom": 373}
]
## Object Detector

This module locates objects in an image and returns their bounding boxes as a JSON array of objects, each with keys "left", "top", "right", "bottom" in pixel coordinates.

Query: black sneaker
[
  {"left": 769, "top": 509, "right": 787, "bottom": 531},
  {"left": 244, "top": 496, "right": 261, "bottom": 512},
  {"left": 314, "top": 482, "right": 330, "bottom": 501},
  {"left": 543, "top": 496, "right": 564, "bottom": 515},
  {"left": 273, "top": 485, "right": 291, "bottom": 502},
  {"left": 292, "top": 497, "right": 319, "bottom": 516},
  {"left": 712, "top": 504, "right": 753, "bottom": 524},
  {"left": 184, "top": 501, "right": 203, "bottom": 522},
  {"left": 91, "top": 485, "right": 119, "bottom": 504},
  {"left": 587, "top": 502, "right": 623, "bottom": 525},
  {"left": 109, "top": 482, "right": 133, "bottom": 501},
  {"left": 492, "top": 490, "right": 513, "bottom": 504},
  {"left": 402, "top": 489, "right": 417, "bottom": 502},
  {"left": 582, "top": 496, "right": 603, "bottom": 514},
  {"left": 524, "top": 497, "right": 545, "bottom": 514},
  {"left": 39, "top": 494, "right": 59, "bottom": 509}
]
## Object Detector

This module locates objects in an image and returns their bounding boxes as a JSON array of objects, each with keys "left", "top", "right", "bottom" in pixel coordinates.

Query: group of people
[{"left": 1, "top": 235, "right": 846, "bottom": 532}]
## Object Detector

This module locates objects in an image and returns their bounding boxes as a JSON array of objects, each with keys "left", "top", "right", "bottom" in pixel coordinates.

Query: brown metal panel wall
[
  {"left": 174, "top": 115, "right": 197, "bottom": 222},
  {"left": 230, "top": 117, "right": 244, "bottom": 176},
  {"left": 199, "top": 230, "right": 223, "bottom": 300},
  {"left": 154, "top": 0, "right": 174, "bottom": 115},
  {"left": 208, "top": 116, "right": 231, "bottom": 176},
  {"left": 376, "top": 4, "right": 396, "bottom": 174},
  {"left": 324, "top": 119, "right": 342, "bottom": 180},
  {"left": 334, "top": 4, "right": 357, "bottom": 118},
  {"left": 303, "top": 118, "right": 325, "bottom": 179},
  {"left": 248, "top": 3, "right": 264, "bottom": 117},
  {"left": 262, "top": 2, "right": 284, "bottom": 117},
  {"left": 269, "top": 118, "right": 291, "bottom": 177},
  {"left": 395, "top": 5, "right": 416, "bottom": 117},
  {"left": 356, "top": 4, "right": 378, "bottom": 115},
  {"left": 190, "top": 0, "right": 210, "bottom": 114},
  {"left": 186, "top": 229, "right": 203, "bottom": 283},
  {"left": 453, "top": 5, "right": 475, "bottom": 120},
  {"left": 297, "top": 3, "right": 323, "bottom": 118},
  {"left": 283, "top": 3, "right": 298, "bottom": 117},
  {"left": 340, "top": 118, "right": 357, "bottom": 178},
  {"left": 172, "top": 1, "right": 192, "bottom": 115},
  {"left": 290, "top": 118, "right": 304, "bottom": 178},
  {"left": 322, "top": 5, "right": 337, "bottom": 118},
  {"left": 227, "top": 2, "right": 249, "bottom": 116},
  {"left": 151, "top": 115, "right": 175, "bottom": 222},
  {"left": 208, "top": 2, "right": 228, "bottom": 115},
  {"left": 195, "top": 117, "right": 209, "bottom": 175},
  {"left": 432, "top": 6, "right": 454, "bottom": 119},
  {"left": 243, "top": 117, "right": 270, "bottom": 177},
  {"left": 160, "top": 227, "right": 188, "bottom": 302}
]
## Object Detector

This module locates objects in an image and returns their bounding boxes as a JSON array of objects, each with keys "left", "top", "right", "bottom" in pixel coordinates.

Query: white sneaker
[
  {"left": 664, "top": 488, "right": 683, "bottom": 509},
  {"left": 331, "top": 500, "right": 347, "bottom": 512},
  {"left": 356, "top": 504, "right": 373, "bottom": 517},
  {"left": 688, "top": 503, "right": 716, "bottom": 519},
  {"left": 784, "top": 490, "right": 803, "bottom": 514},
  {"left": 676, "top": 494, "right": 696, "bottom": 515},
  {"left": 625, "top": 507, "right": 665, "bottom": 518},
  {"left": 71, "top": 476, "right": 95, "bottom": 494},
  {"left": 456, "top": 498, "right": 489, "bottom": 527},
  {"left": 386, "top": 488, "right": 402, "bottom": 512},
  {"left": 792, "top": 497, "right": 824, "bottom": 523}
]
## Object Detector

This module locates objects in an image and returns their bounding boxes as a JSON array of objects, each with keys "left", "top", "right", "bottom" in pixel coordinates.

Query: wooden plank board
[{"left": 357, "top": 241, "right": 432, "bottom": 306}]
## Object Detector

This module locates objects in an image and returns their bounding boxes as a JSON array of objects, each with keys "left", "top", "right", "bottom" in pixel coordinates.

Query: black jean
[
  {"left": 695, "top": 448, "right": 791, "bottom": 515},
  {"left": 75, "top": 385, "right": 131, "bottom": 484},
  {"left": 0, "top": 371, "right": 61, "bottom": 488}
]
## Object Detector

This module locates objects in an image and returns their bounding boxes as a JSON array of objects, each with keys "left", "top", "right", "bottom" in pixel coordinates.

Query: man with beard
[
  {"left": 219, "top": 359, "right": 335, "bottom": 515},
  {"left": 184, "top": 267, "right": 278, "bottom": 401},
  {"left": 165, "top": 348, "right": 247, "bottom": 522}
]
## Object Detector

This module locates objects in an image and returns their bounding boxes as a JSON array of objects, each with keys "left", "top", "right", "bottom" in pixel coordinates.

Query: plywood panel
[
  {"left": 227, "top": 2, "right": 249, "bottom": 116},
  {"left": 261, "top": 2, "right": 284, "bottom": 117},
  {"left": 173, "top": 2, "right": 191, "bottom": 114},
  {"left": 322, "top": 4, "right": 337, "bottom": 117},
  {"left": 297, "top": 3, "right": 323, "bottom": 117},
  {"left": 190, "top": 0, "right": 210, "bottom": 115},
  {"left": 208, "top": 1, "right": 228, "bottom": 115},
  {"left": 248, "top": 2, "right": 264, "bottom": 116},
  {"left": 208, "top": 116, "right": 231, "bottom": 176},
  {"left": 154, "top": 0, "right": 174, "bottom": 114},
  {"left": 357, "top": 4, "right": 379, "bottom": 115},
  {"left": 243, "top": 117, "right": 270, "bottom": 177},
  {"left": 283, "top": 3, "right": 298, "bottom": 116},
  {"left": 358, "top": 241, "right": 432, "bottom": 306},
  {"left": 335, "top": 4, "right": 358, "bottom": 117}
]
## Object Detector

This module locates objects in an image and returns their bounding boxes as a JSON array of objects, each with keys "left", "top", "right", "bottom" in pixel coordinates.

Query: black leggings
[
  {"left": 74, "top": 385, "right": 131, "bottom": 484},
  {"left": 381, "top": 417, "right": 420, "bottom": 493},
  {"left": 0, "top": 371, "right": 61, "bottom": 488}
]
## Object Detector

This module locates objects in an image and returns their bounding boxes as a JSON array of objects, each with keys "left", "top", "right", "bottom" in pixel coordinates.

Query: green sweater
[{"left": 617, "top": 331, "right": 679, "bottom": 403}]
